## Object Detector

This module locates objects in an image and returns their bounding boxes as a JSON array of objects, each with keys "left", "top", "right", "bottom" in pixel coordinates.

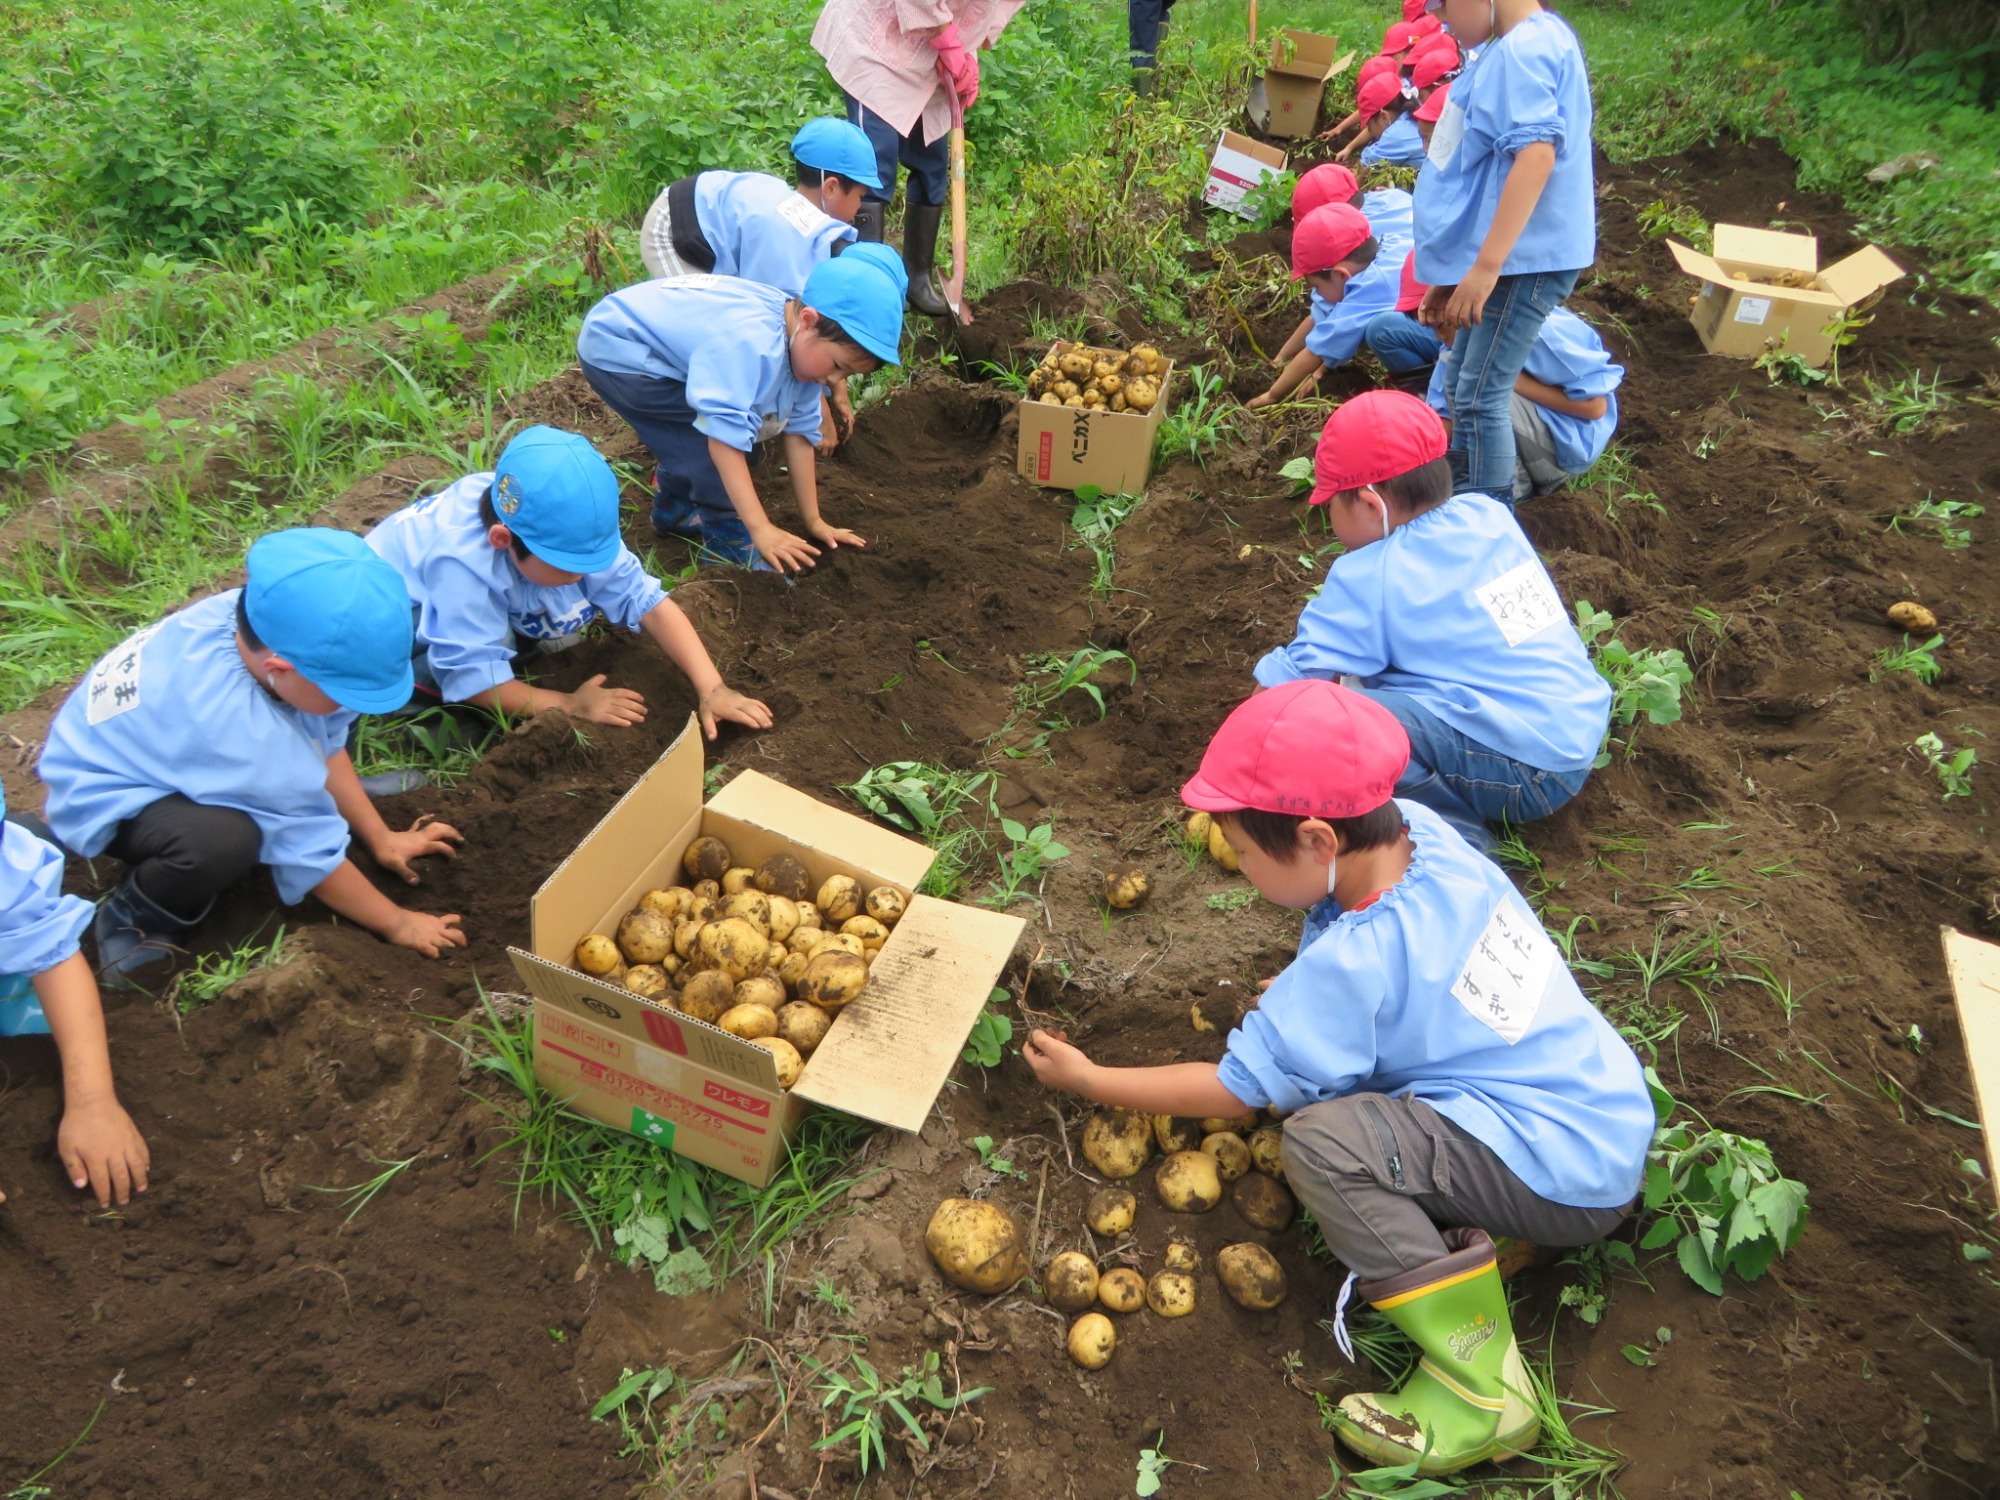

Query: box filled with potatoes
[{"left": 507, "top": 717, "right": 1027, "bottom": 1187}]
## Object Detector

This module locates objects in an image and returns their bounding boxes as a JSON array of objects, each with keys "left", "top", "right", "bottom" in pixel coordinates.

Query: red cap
[
  {"left": 1308, "top": 390, "right": 1448, "bottom": 504},
  {"left": 1401, "top": 0, "right": 1428, "bottom": 20},
  {"left": 1414, "top": 80, "right": 1450, "bottom": 123},
  {"left": 1292, "top": 163, "right": 1359, "bottom": 222},
  {"left": 1395, "top": 254, "right": 1428, "bottom": 313},
  {"left": 1182, "top": 681, "right": 1410, "bottom": 820},
  {"left": 1411, "top": 39, "right": 1460, "bottom": 88},
  {"left": 1381, "top": 20, "right": 1419, "bottom": 53},
  {"left": 1356, "top": 71, "right": 1402, "bottom": 120},
  {"left": 1411, "top": 13, "right": 1443, "bottom": 39},
  {"left": 1358, "top": 52, "right": 1399, "bottom": 85},
  {"left": 1290, "top": 203, "right": 1372, "bottom": 280}
]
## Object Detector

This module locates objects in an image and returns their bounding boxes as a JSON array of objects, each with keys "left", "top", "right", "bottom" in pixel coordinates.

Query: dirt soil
[{"left": 4, "top": 139, "right": 1998, "bottom": 1499}]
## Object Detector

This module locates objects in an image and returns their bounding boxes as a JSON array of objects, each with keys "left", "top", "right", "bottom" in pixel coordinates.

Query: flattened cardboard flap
[
  {"left": 1713, "top": 223, "right": 1817, "bottom": 277},
  {"left": 1818, "top": 244, "right": 1905, "bottom": 305},
  {"left": 1942, "top": 927, "right": 2000, "bottom": 1188}
]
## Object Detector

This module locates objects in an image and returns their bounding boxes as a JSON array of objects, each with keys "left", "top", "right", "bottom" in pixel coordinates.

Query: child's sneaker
[{"left": 651, "top": 473, "right": 705, "bottom": 542}]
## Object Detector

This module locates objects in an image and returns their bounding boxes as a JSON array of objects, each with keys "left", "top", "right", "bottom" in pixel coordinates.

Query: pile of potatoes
[
  {"left": 571, "top": 834, "right": 908, "bottom": 1091},
  {"left": 1026, "top": 341, "right": 1166, "bottom": 414},
  {"left": 1181, "top": 810, "right": 1242, "bottom": 874}
]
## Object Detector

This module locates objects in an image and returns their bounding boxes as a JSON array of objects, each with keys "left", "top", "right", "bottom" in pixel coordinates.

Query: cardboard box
[
  {"left": 1016, "top": 348, "right": 1176, "bottom": 495},
  {"left": 508, "top": 718, "right": 1026, "bottom": 1186},
  {"left": 1247, "top": 30, "right": 1354, "bottom": 139},
  {"left": 1203, "top": 130, "right": 1288, "bottom": 220},
  {"left": 1667, "top": 223, "right": 1904, "bottom": 367}
]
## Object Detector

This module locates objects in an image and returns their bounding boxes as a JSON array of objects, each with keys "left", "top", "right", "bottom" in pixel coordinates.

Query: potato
[
  {"left": 820, "top": 932, "right": 866, "bottom": 959},
  {"left": 1153, "top": 1116, "right": 1202, "bottom": 1155},
  {"left": 1044, "top": 1250, "right": 1100, "bottom": 1313},
  {"left": 754, "top": 852, "right": 813, "bottom": 902},
  {"left": 1097, "top": 372, "right": 1125, "bottom": 397},
  {"left": 686, "top": 895, "right": 717, "bottom": 925},
  {"left": 715, "top": 889, "right": 772, "bottom": 936},
  {"left": 776, "top": 1000, "right": 832, "bottom": 1055},
  {"left": 866, "top": 886, "right": 907, "bottom": 925},
  {"left": 1216, "top": 1243, "right": 1288, "bottom": 1311},
  {"left": 692, "top": 879, "right": 721, "bottom": 902},
  {"left": 1155, "top": 1150, "right": 1223, "bottom": 1213},
  {"left": 1081, "top": 388, "right": 1105, "bottom": 408},
  {"left": 1086, "top": 1186, "right": 1137, "bottom": 1237},
  {"left": 1184, "top": 810, "right": 1213, "bottom": 849},
  {"left": 1201, "top": 1114, "right": 1254, "bottom": 1135},
  {"left": 1111, "top": 392, "right": 1129, "bottom": 413},
  {"left": 785, "top": 926, "right": 822, "bottom": 957},
  {"left": 1093, "top": 356, "right": 1126, "bottom": 382},
  {"left": 1207, "top": 820, "right": 1241, "bottom": 872},
  {"left": 924, "top": 1198, "right": 1028, "bottom": 1294},
  {"left": 1146, "top": 1269, "right": 1196, "bottom": 1318},
  {"left": 1162, "top": 1239, "right": 1200, "bottom": 1275},
  {"left": 683, "top": 836, "right": 733, "bottom": 883},
  {"left": 659, "top": 952, "right": 683, "bottom": 978},
  {"left": 1888, "top": 600, "right": 1938, "bottom": 632},
  {"left": 1059, "top": 349, "right": 1095, "bottom": 380},
  {"left": 1202, "top": 1131, "right": 1252, "bottom": 1183},
  {"left": 1063, "top": 394, "right": 1086, "bottom": 408},
  {"left": 778, "top": 950, "right": 813, "bottom": 990},
  {"left": 1123, "top": 376, "right": 1159, "bottom": 414},
  {"left": 1067, "top": 1311, "right": 1117, "bottom": 1370},
  {"left": 750, "top": 1035, "right": 803, "bottom": 1089},
  {"left": 1231, "top": 1172, "right": 1296, "bottom": 1233},
  {"left": 1130, "top": 343, "right": 1163, "bottom": 375},
  {"left": 816, "top": 874, "right": 864, "bottom": 924},
  {"left": 721, "top": 866, "right": 756, "bottom": 895},
  {"left": 766, "top": 940, "right": 788, "bottom": 970},
  {"left": 673, "top": 919, "right": 704, "bottom": 960},
  {"left": 841, "top": 914, "right": 890, "bottom": 951},
  {"left": 615, "top": 910, "right": 673, "bottom": 965},
  {"left": 1038, "top": 391, "right": 1063, "bottom": 405},
  {"left": 623, "top": 964, "right": 670, "bottom": 998},
  {"left": 1097, "top": 1267, "right": 1146, "bottom": 1313},
  {"left": 638, "top": 887, "right": 689, "bottom": 920},
  {"left": 718, "top": 1003, "right": 779, "bottom": 1041},
  {"left": 679, "top": 970, "right": 737, "bottom": 1024},
  {"left": 794, "top": 901, "right": 822, "bottom": 931},
  {"left": 735, "top": 974, "right": 787, "bottom": 1012},
  {"left": 1103, "top": 867, "right": 1150, "bottom": 910},
  {"left": 699, "top": 917, "right": 769, "bottom": 983},
  {"left": 801, "top": 950, "right": 868, "bottom": 1010},
  {"left": 1083, "top": 1109, "right": 1155, "bottom": 1179},
  {"left": 574, "top": 934, "right": 622, "bottom": 976},
  {"left": 1054, "top": 379, "right": 1081, "bottom": 401},
  {"left": 1247, "top": 1126, "right": 1285, "bottom": 1179},
  {"left": 763, "top": 897, "right": 798, "bottom": 945}
]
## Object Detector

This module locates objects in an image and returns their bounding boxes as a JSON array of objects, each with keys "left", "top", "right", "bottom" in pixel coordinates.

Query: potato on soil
[
  {"left": 735, "top": 974, "right": 787, "bottom": 1012},
  {"left": 841, "top": 914, "right": 890, "bottom": 951},
  {"left": 1888, "top": 600, "right": 1938, "bottom": 632},
  {"left": 755, "top": 852, "right": 814, "bottom": 902},
  {"left": 1044, "top": 1250, "right": 1100, "bottom": 1313},
  {"left": 924, "top": 1198, "right": 1029, "bottom": 1293},
  {"left": 1162, "top": 1240, "right": 1200, "bottom": 1275},
  {"left": 1086, "top": 1186, "right": 1138, "bottom": 1237},
  {"left": 574, "top": 933, "right": 622, "bottom": 976},
  {"left": 1146, "top": 1269, "right": 1196, "bottom": 1318},
  {"left": 1104, "top": 867, "right": 1151, "bottom": 910},
  {"left": 721, "top": 866, "right": 756, "bottom": 895},
  {"left": 1083, "top": 1109, "right": 1155, "bottom": 1179},
  {"left": 718, "top": 1003, "right": 779, "bottom": 1041},
  {"left": 700, "top": 917, "right": 770, "bottom": 982},
  {"left": 679, "top": 970, "right": 737, "bottom": 1024},
  {"left": 1247, "top": 1126, "right": 1285, "bottom": 1178},
  {"left": 623, "top": 964, "right": 670, "bottom": 998},
  {"left": 1232, "top": 1172, "right": 1297, "bottom": 1232},
  {"left": 776, "top": 1000, "right": 832, "bottom": 1055},
  {"left": 1097, "top": 1267, "right": 1146, "bottom": 1313},
  {"left": 1156, "top": 1150, "right": 1223, "bottom": 1213},
  {"left": 1207, "top": 820, "right": 1241, "bottom": 872},
  {"left": 715, "top": 889, "right": 772, "bottom": 936},
  {"left": 751, "top": 1035, "right": 803, "bottom": 1089},
  {"left": 801, "top": 949, "right": 868, "bottom": 1010},
  {"left": 866, "top": 886, "right": 907, "bottom": 925},
  {"left": 1216, "top": 1243, "right": 1288, "bottom": 1310},
  {"left": 816, "top": 874, "right": 864, "bottom": 924},
  {"left": 1067, "top": 1310, "right": 1117, "bottom": 1370},
  {"left": 692, "top": 878, "right": 721, "bottom": 902},
  {"left": 638, "top": 887, "right": 689, "bottom": 920},
  {"left": 1153, "top": 1115, "right": 1202, "bottom": 1155},
  {"left": 682, "top": 836, "right": 733, "bottom": 883},
  {"left": 1202, "top": 1131, "right": 1252, "bottom": 1182},
  {"left": 1184, "top": 810, "right": 1213, "bottom": 849}
]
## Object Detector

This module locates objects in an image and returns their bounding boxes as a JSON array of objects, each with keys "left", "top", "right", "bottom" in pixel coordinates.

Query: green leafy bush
[
  {"left": 0, "top": 317, "right": 81, "bottom": 469},
  {"left": 1575, "top": 600, "right": 1695, "bottom": 766},
  {"left": 1641, "top": 1077, "right": 1810, "bottom": 1294}
]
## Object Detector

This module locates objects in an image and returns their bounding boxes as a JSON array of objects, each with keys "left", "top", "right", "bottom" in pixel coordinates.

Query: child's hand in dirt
[
  {"left": 1023, "top": 1028, "right": 1095, "bottom": 1095},
  {"left": 371, "top": 815, "right": 463, "bottom": 884},
  {"left": 751, "top": 523, "right": 822, "bottom": 574},
  {"left": 565, "top": 674, "right": 648, "bottom": 727},
  {"left": 699, "top": 684, "right": 773, "bottom": 740},
  {"left": 59, "top": 1097, "right": 150, "bottom": 1207},
  {"left": 807, "top": 518, "right": 866, "bottom": 552},
  {"left": 1246, "top": 390, "right": 1277, "bottom": 410},
  {"left": 387, "top": 909, "right": 466, "bottom": 958}
]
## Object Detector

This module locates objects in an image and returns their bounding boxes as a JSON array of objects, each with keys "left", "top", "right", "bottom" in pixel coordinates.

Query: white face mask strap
[
  {"left": 1326, "top": 828, "right": 1340, "bottom": 899},
  {"left": 1365, "top": 485, "right": 1391, "bottom": 541}
]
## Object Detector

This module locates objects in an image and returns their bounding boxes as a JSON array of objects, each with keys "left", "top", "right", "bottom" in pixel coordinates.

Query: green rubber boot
[{"left": 1330, "top": 1228, "right": 1539, "bottom": 1475}]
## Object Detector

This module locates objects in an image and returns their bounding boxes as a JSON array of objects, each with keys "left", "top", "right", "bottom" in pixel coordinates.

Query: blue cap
[
  {"left": 801, "top": 255, "right": 905, "bottom": 366},
  {"left": 244, "top": 529, "right": 414, "bottom": 715},
  {"left": 791, "top": 118, "right": 883, "bottom": 190},
  {"left": 491, "top": 426, "right": 624, "bottom": 574},
  {"left": 838, "top": 242, "right": 910, "bottom": 298}
]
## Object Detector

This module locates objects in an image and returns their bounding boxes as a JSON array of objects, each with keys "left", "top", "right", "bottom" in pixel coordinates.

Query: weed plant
[
  {"left": 1912, "top": 732, "right": 1977, "bottom": 799},
  {"left": 166, "top": 925, "right": 288, "bottom": 1016},
  {"left": 841, "top": 762, "right": 994, "bottom": 899},
  {"left": 1871, "top": 633, "right": 1944, "bottom": 684},
  {"left": 1574, "top": 601, "right": 1696, "bottom": 766},
  {"left": 806, "top": 1351, "right": 989, "bottom": 1477},
  {"left": 1068, "top": 487, "right": 1145, "bottom": 596}
]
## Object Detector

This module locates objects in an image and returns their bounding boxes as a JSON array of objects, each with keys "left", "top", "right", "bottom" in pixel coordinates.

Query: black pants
[
  {"left": 1129, "top": 0, "right": 1177, "bottom": 68},
  {"left": 105, "top": 795, "right": 262, "bottom": 921}
]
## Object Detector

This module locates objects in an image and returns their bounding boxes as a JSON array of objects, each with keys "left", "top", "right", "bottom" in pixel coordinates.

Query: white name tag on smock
[
  {"left": 1451, "top": 899, "right": 1554, "bottom": 1044},
  {"left": 662, "top": 273, "right": 734, "bottom": 292},
  {"left": 774, "top": 195, "right": 828, "bottom": 237},
  {"left": 1426, "top": 99, "right": 1466, "bottom": 169},
  {"left": 84, "top": 622, "right": 163, "bottom": 726},
  {"left": 1476, "top": 560, "right": 1565, "bottom": 646}
]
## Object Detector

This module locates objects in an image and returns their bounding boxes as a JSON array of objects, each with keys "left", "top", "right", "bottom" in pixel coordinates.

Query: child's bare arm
[
  {"left": 324, "top": 749, "right": 464, "bottom": 881},
  {"left": 638, "top": 598, "right": 772, "bottom": 739},
  {"left": 1434, "top": 141, "right": 1557, "bottom": 334},
  {"left": 1023, "top": 1029, "right": 1250, "bottom": 1119},
  {"left": 708, "top": 438, "right": 820, "bottom": 573},
  {"left": 785, "top": 433, "right": 865, "bottom": 551},
  {"left": 1515, "top": 372, "right": 1606, "bottom": 420},
  {"left": 1249, "top": 348, "right": 1326, "bottom": 409},
  {"left": 1275, "top": 313, "right": 1315, "bottom": 365},
  {"left": 35, "top": 952, "right": 149, "bottom": 1206},
  {"left": 312, "top": 860, "right": 465, "bottom": 957}
]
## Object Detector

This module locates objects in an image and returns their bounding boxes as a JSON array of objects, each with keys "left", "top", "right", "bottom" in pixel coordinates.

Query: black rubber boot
[
  {"left": 852, "top": 202, "right": 886, "bottom": 244},
  {"left": 94, "top": 878, "right": 203, "bottom": 991},
  {"left": 902, "top": 204, "right": 953, "bottom": 319}
]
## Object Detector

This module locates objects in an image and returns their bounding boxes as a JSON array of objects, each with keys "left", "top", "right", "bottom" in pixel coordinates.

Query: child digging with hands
[{"left": 1024, "top": 680, "right": 1654, "bottom": 1476}]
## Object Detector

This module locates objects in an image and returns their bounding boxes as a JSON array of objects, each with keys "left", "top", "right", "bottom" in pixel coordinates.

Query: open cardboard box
[
  {"left": 1667, "top": 223, "right": 1904, "bottom": 367},
  {"left": 1203, "top": 129, "right": 1289, "bottom": 221},
  {"left": 1246, "top": 30, "right": 1354, "bottom": 139},
  {"left": 1016, "top": 346, "right": 1176, "bottom": 495},
  {"left": 507, "top": 718, "right": 1026, "bottom": 1186}
]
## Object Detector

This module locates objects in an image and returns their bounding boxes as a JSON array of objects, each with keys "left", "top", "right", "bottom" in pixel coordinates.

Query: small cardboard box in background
[
  {"left": 1203, "top": 130, "right": 1288, "bottom": 220},
  {"left": 508, "top": 718, "right": 1025, "bottom": 1187},
  {"left": 1016, "top": 348, "right": 1176, "bottom": 496},
  {"left": 1668, "top": 223, "right": 1904, "bottom": 367},
  {"left": 1247, "top": 30, "right": 1353, "bottom": 139}
]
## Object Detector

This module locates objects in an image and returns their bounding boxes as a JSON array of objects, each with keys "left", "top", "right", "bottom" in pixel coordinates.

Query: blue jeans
[
  {"left": 1439, "top": 268, "right": 1579, "bottom": 495},
  {"left": 1353, "top": 687, "right": 1588, "bottom": 849},
  {"left": 844, "top": 93, "right": 950, "bottom": 209},
  {"left": 578, "top": 360, "right": 768, "bottom": 570},
  {"left": 1363, "top": 309, "right": 1444, "bottom": 374},
  {"left": 1129, "top": 0, "right": 1175, "bottom": 69}
]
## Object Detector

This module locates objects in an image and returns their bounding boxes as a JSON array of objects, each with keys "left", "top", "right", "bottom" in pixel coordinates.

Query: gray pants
[
  {"left": 1510, "top": 393, "right": 1571, "bottom": 503},
  {"left": 1282, "top": 1093, "right": 1631, "bottom": 1280}
]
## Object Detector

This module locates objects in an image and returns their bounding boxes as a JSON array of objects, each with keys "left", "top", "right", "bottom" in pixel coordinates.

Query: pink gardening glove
[{"left": 931, "top": 23, "right": 980, "bottom": 111}]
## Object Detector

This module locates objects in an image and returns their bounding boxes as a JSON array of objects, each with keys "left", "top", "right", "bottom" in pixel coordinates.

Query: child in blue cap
[
  {"left": 1413, "top": 0, "right": 1595, "bottom": 496},
  {"left": 37, "top": 530, "right": 467, "bottom": 989},
  {"left": 1, "top": 786, "right": 149, "bottom": 1207},
  {"left": 1424, "top": 306, "right": 1622, "bottom": 504},
  {"left": 365, "top": 425, "right": 772, "bottom": 736},
  {"left": 577, "top": 254, "right": 905, "bottom": 573}
]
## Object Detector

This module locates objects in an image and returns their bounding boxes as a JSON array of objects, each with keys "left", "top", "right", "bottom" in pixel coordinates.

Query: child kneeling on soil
[
  {"left": 1, "top": 786, "right": 149, "bottom": 1206},
  {"left": 577, "top": 255, "right": 905, "bottom": 574},
  {"left": 37, "top": 530, "right": 467, "bottom": 990},
  {"left": 1258, "top": 391, "right": 1608, "bottom": 844},
  {"left": 1024, "top": 681, "right": 1653, "bottom": 1476},
  {"left": 365, "top": 426, "right": 770, "bottom": 739},
  {"left": 1248, "top": 202, "right": 1409, "bottom": 411}
]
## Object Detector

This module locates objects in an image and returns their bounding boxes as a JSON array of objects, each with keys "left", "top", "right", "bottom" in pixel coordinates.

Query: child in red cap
[
  {"left": 1249, "top": 202, "right": 1410, "bottom": 410},
  {"left": 1024, "top": 679, "right": 1653, "bottom": 1476},
  {"left": 1267, "top": 166, "right": 1417, "bottom": 398},
  {"left": 1257, "top": 390, "right": 1609, "bottom": 843}
]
